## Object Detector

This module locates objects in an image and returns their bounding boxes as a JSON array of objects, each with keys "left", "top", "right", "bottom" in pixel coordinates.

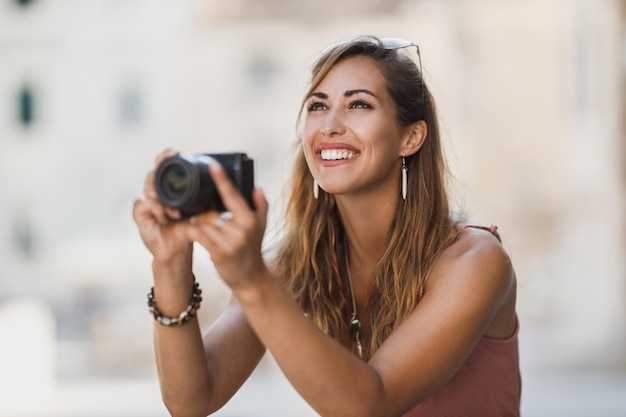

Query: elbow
[
  {"left": 162, "top": 394, "right": 216, "bottom": 417},
  {"left": 353, "top": 400, "right": 414, "bottom": 417},
  {"left": 348, "top": 377, "right": 402, "bottom": 417},
  {"left": 163, "top": 405, "right": 212, "bottom": 417},
  {"left": 163, "top": 403, "right": 204, "bottom": 417}
]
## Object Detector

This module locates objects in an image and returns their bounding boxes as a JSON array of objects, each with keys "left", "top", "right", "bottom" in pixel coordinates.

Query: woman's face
[{"left": 302, "top": 55, "right": 414, "bottom": 199}]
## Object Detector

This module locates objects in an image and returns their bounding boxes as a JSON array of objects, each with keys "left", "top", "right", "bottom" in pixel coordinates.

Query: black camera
[{"left": 154, "top": 153, "right": 254, "bottom": 218}]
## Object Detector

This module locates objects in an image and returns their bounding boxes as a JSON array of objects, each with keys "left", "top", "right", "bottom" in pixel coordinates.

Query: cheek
[
  {"left": 302, "top": 150, "right": 318, "bottom": 178},
  {"left": 301, "top": 119, "right": 319, "bottom": 153},
  {"left": 301, "top": 117, "right": 318, "bottom": 141},
  {"left": 300, "top": 132, "right": 316, "bottom": 173}
]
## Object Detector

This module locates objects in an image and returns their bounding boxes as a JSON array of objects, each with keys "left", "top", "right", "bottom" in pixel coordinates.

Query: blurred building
[{"left": 0, "top": 0, "right": 625, "bottom": 414}]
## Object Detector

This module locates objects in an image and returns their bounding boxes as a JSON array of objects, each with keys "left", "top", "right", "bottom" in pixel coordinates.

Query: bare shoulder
[
  {"left": 434, "top": 226, "right": 513, "bottom": 281},
  {"left": 441, "top": 226, "right": 508, "bottom": 261},
  {"left": 427, "top": 226, "right": 517, "bottom": 338}
]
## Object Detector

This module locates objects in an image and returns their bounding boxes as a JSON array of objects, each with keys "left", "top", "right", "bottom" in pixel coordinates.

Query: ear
[{"left": 400, "top": 120, "right": 427, "bottom": 157}]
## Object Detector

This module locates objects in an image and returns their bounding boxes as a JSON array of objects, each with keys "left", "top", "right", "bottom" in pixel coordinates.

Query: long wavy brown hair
[{"left": 272, "top": 36, "right": 462, "bottom": 361}]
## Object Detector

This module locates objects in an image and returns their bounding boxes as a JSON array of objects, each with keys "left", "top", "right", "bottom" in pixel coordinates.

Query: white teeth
[{"left": 320, "top": 149, "right": 358, "bottom": 161}]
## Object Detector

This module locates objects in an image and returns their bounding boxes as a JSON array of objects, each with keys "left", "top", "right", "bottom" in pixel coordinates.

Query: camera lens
[
  {"left": 155, "top": 154, "right": 213, "bottom": 215},
  {"left": 161, "top": 165, "right": 189, "bottom": 198}
]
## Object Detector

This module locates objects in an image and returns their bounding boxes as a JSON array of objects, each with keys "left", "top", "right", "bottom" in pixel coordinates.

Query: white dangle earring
[
  {"left": 313, "top": 178, "right": 320, "bottom": 199},
  {"left": 401, "top": 157, "right": 408, "bottom": 201}
]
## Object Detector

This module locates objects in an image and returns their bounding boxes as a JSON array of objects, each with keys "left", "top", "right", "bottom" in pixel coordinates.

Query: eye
[
  {"left": 349, "top": 99, "right": 372, "bottom": 110},
  {"left": 306, "top": 101, "right": 327, "bottom": 112}
]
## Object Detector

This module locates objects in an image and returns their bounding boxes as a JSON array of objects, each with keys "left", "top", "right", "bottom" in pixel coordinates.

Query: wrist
[
  {"left": 151, "top": 248, "right": 193, "bottom": 279},
  {"left": 151, "top": 250, "right": 196, "bottom": 316},
  {"left": 231, "top": 267, "right": 275, "bottom": 307},
  {"left": 148, "top": 277, "right": 202, "bottom": 327},
  {"left": 152, "top": 240, "right": 193, "bottom": 262}
]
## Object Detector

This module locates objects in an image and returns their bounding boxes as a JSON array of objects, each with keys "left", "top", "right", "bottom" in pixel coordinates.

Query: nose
[{"left": 320, "top": 109, "right": 346, "bottom": 137}]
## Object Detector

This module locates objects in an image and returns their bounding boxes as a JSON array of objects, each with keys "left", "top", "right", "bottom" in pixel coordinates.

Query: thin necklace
[{"left": 346, "top": 253, "right": 363, "bottom": 359}]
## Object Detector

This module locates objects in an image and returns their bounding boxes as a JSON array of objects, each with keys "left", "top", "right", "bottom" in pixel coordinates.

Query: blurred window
[
  {"left": 17, "top": 84, "right": 35, "bottom": 129},
  {"left": 246, "top": 54, "right": 277, "bottom": 94},
  {"left": 15, "top": 0, "right": 36, "bottom": 7},
  {"left": 118, "top": 85, "right": 143, "bottom": 127},
  {"left": 13, "top": 215, "right": 35, "bottom": 258}
]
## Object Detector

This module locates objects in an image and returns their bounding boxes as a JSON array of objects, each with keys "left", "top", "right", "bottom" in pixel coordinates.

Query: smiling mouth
[{"left": 320, "top": 149, "right": 359, "bottom": 161}]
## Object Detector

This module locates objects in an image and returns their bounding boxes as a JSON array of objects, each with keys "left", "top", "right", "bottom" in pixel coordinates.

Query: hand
[
  {"left": 132, "top": 149, "right": 193, "bottom": 265},
  {"left": 185, "top": 163, "right": 269, "bottom": 289}
]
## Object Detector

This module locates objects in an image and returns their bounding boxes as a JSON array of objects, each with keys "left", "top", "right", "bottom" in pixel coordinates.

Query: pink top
[{"left": 403, "top": 317, "right": 521, "bottom": 417}]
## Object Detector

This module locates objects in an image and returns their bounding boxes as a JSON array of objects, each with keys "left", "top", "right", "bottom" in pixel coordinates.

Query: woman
[{"left": 133, "top": 35, "right": 520, "bottom": 417}]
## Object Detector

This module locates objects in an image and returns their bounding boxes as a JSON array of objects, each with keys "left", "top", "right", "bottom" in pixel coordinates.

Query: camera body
[{"left": 155, "top": 153, "right": 254, "bottom": 218}]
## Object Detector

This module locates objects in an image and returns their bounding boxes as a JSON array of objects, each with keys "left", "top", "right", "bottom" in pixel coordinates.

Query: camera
[{"left": 155, "top": 153, "right": 254, "bottom": 218}]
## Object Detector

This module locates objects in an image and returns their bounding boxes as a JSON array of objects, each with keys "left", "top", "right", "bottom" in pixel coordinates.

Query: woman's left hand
[{"left": 185, "top": 163, "right": 270, "bottom": 288}]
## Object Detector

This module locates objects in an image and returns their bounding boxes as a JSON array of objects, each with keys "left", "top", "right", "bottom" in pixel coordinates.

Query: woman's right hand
[{"left": 132, "top": 148, "right": 193, "bottom": 266}]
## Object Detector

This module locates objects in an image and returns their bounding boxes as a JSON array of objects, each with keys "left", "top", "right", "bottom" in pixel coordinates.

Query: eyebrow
[
  {"left": 346, "top": 89, "right": 377, "bottom": 98},
  {"left": 309, "top": 89, "right": 378, "bottom": 100}
]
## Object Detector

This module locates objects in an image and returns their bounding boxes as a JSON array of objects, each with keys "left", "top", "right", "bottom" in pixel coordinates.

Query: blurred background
[{"left": 0, "top": 0, "right": 625, "bottom": 416}]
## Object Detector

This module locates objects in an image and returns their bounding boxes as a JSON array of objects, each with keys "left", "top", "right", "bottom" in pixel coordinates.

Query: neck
[{"left": 335, "top": 190, "right": 399, "bottom": 282}]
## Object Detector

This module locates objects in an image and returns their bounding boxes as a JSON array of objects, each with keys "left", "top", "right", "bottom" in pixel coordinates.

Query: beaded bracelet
[{"left": 147, "top": 278, "right": 202, "bottom": 326}]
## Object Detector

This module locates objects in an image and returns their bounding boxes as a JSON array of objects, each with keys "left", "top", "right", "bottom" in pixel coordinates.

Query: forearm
[
  {"left": 233, "top": 269, "right": 389, "bottom": 417},
  {"left": 151, "top": 259, "right": 215, "bottom": 417},
  {"left": 151, "top": 259, "right": 268, "bottom": 417}
]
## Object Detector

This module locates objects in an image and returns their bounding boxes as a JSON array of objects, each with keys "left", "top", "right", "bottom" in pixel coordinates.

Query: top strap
[{"left": 465, "top": 224, "right": 501, "bottom": 243}]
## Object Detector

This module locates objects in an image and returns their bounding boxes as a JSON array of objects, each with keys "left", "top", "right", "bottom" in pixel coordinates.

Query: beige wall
[{"left": 0, "top": 0, "right": 624, "bottom": 390}]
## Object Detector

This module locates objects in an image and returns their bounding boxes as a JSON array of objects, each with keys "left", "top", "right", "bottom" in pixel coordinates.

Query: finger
[
  {"left": 185, "top": 216, "right": 223, "bottom": 253},
  {"left": 134, "top": 194, "right": 170, "bottom": 226},
  {"left": 144, "top": 149, "right": 179, "bottom": 198},
  {"left": 252, "top": 187, "right": 269, "bottom": 231},
  {"left": 154, "top": 148, "right": 180, "bottom": 168},
  {"left": 164, "top": 207, "right": 182, "bottom": 220},
  {"left": 191, "top": 211, "right": 238, "bottom": 237},
  {"left": 143, "top": 170, "right": 160, "bottom": 201},
  {"left": 144, "top": 168, "right": 155, "bottom": 185},
  {"left": 133, "top": 196, "right": 155, "bottom": 226},
  {"left": 188, "top": 209, "right": 220, "bottom": 227},
  {"left": 188, "top": 211, "right": 242, "bottom": 249},
  {"left": 143, "top": 180, "right": 158, "bottom": 201},
  {"left": 209, "top": 163, "right": 251, "bottom": 215},
  {"left": 149, "top": 201, "right": 169, "bottom": 226},
  {"left": 141, "top": 185, "right": 179, "bottom": 222},
  {"left": 142, "top": 165, "right": 183, "bottom": 220},
  {"left": 132, "top": 197, "right": 145, "bottom": 222},
  {"left": 213, "top": 212, "right": 233, "bottom": 231},
  {"left": 189, "top": 211, "right": 228, "bottom": 237}
]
